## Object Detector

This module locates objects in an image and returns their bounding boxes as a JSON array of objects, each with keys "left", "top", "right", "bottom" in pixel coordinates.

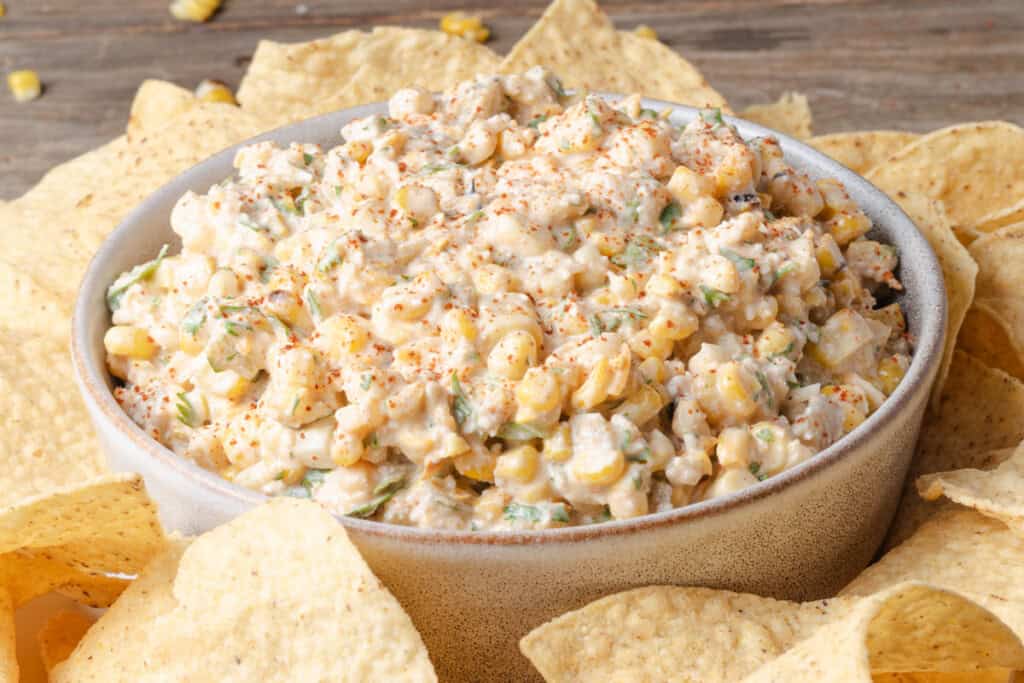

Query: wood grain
[{"left": 1, "top": 0, "right": 1022, "bottom": 198}]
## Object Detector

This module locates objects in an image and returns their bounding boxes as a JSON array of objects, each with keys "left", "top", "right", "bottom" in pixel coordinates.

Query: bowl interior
[{"left": 72, "top": 96, "right": 947, "bottom": 544}]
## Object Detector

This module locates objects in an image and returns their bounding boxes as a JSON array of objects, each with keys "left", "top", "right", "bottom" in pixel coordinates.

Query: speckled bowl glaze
[{"left": 72, "top": 98, "right": 946, "bottom": 682}]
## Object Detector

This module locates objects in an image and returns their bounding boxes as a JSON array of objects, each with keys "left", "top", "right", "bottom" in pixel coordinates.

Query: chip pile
[{"left": 2, "top": 0, "right": 1024, "bottom": 680}]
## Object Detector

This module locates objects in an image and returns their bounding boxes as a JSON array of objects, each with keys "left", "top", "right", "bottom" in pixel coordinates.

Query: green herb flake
[
  {"left": 301, "top": 468, "right": 330, "bottom": 493},
  {"left": 772, "top": 262, "right": 796, "bottom": 286},
  {"left": 626, "top": 448, "right": 651, "bottom": 464},
  {"left": 699, "top": 284, "right": 731, "bottom": 308},
  {"left": 553, "top": 224, "right": 578, "bottom": 250},
  {"left": 289, "top": 394, "right": 301, "bottom": 416},
  {"left": 754, "top": 370, "right": 774, "bottom": 408},
  {"left": 527, "top": 115, "right": 549, "bottom": 129},
  {"left": 639, "top": 108, "right": 659, "bottom": 119},
  {"left": 348, "top": 477, "right": 406, "bottom": 518},
  {"left": 769, "top": 342, "right": 795, "bottom": 360},
  {"left": 749, "top": 462, "right": 768, "bottom": 481},
  {"left": 317, "top": 240, "right": 343, "bottom": 273},
  {"left": 545, "top": 75, "right": 568, "bottom": 98},
  {"left": 271, "top": 196, "right": 301, "bottom": 217},
  {"left": 304, "top": 288, "right": 322, "bottom": 321},
  {"left": 451, "top": 372, "right": 473, "bottom": 427},
  {"left": 106, "top": 243, "right": 169, "bottom": 310},
  {"left": 755, "top": 428, "right": 775, "bottom": 443},
  {"left": 238, "top": 216, "right": 267, "bottom": 233},
  {"left": 700, "top": 108, "right": 725, "bottom": 127},
  {"left": 659, "top": 201, "right": 682, "bottom": 233},
  {"left": 181, "top": 298, "right": 208, "bottom": 337},
  {"left": 611, "top": 236, "right": 663, "bottom": 270},
  {"left": 360, "top": 373, "right": 373, "bottom": 391},
  {"left": 503, "top": 502, "right": 543, "bottom": 523},
  {"left": 719, "top": 247, "right": 755, "bottom": 271},
  {"left": 175, "top": 392, "right": 198, "bottom": 428},
  {"left": 223, "top": 320, "right": 253, "bottom": 337},
  {"left": 302, "top": 152, "right": 314, "bottom": 165},
  {"left": 589, "top": 314, "right": 605, "bottom": 337},
  {"left": 550, "top": 504, "right": 571, "bottom": 524}
]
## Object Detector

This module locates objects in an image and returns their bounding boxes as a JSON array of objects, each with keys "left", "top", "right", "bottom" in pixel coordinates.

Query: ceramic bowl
[{"left": 72, "top": 98, "right": 946, "bottom": 682}]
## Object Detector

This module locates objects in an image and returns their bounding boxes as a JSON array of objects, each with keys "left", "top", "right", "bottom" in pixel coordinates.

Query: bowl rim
[{"left": 72, "top": 95, "right": 947, "bottom": 546}]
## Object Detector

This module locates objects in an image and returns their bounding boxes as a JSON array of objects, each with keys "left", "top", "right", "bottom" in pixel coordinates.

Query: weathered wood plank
[{"left": 2, "top": 0, "right": 1022, "bottom": 198}]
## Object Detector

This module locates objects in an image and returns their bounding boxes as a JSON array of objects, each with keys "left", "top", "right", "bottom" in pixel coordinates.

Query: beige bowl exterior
[{"left": 72, "top": 98, "right": 945, "bottom": 682}]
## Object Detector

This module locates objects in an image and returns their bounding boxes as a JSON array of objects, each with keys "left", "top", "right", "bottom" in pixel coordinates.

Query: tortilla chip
[
  {"left": 888, "top": 192, "right": 976, "bottom": 406},
  {"left": 746, "top": 582, "right": 1024, "bottom": 681},
  {"left": 237, "top": 27, "right": 501, "bottom": 125},
  {"left": 740, "top": 92, "right": 812, "bottom": 139},
  {"left": 885, "top": 352, "right": 1024, "bottom": 548},
  {"left": 499, "top": 0, "right": 729, "bottom": 110},
  {"left": 0, "top": 331, "right": 105, "bottom": 508},
  {"left": 126, "top": 80, "right": 198, "bottom": 139},
  {"left": 974, "top": 199, "right": 1024, "bottom": 234},
  {"left": 808, "top": 131, "right": 919, "bottom": 176},
  {"left": 0, "top": 591, "right": 14, "bottom": 683},
  {"left": 36, "top": 611, "right": 94, "bottom": 675},
  {"left": 916, "top": 441, "right": 1024, "bottom": 535},
  {"left": 520, "top": 585, "right": 850, "bottom": 681},
  {"left": 866, "top": 121, "right": 1024, "bottom": 229},
  {"left": 957, "top": 301, "right": 1024, "bottom": 381},
  {"left": 844, "top": 509, "right": 1024, "bottom": 639},
  {"left": 53, "top": 499, "right": 437, "bottom": 682},
  {"left": 0, "top": 260, "right": 71, "bottom": 339},
  {"left": 874, "top": 673, "right": 1013, "bottom": 683},
  {"left": 0, "top": 553, "right": 127, "bottom": 609}
]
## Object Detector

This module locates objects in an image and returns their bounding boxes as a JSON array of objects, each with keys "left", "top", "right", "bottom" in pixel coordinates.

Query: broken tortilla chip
[
  {"left": 499, "top": 0, "right": 729, "bottom": 110},
  {"left": 885, "top": 351, "right": 1024, "bottom": 548},
  {"left": 237, "top": 27, "right": 500, "bottom": 125},
  {"left": 126, "top": 80, "right": 199, "bottom": 139},
  {"left": 740, "top": 92, "right": 812, "bottom": 139},
  {"left": 917, "top": 441, "right": 1024, "bottom": 536},
  {"left": 957, "top": 300, "right": 1024, "bottom": 381},
  {"left": 809, "top": 130, "right": 919, "bottom": 176},
  {"left": 0, "top": 591, "right": 13, "bottom": 683},
  {"left": 53, "top": 499, "right": 436, "bottom": 682},
  {"left": 866, "top": 121, "right": 1024, "bottom": 229},
  {"left": 974, "top": 199, "right": 1024, "bottom": 235}
]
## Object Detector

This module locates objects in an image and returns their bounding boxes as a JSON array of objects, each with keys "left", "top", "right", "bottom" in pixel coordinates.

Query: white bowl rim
[{"left": 72, "top": 95, "right": 947, "bottom": 546}]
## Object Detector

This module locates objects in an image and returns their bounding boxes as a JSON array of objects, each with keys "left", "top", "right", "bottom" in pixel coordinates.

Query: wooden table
[{"left": 1, "top": 0, "right": 1022, "bottom": 199}]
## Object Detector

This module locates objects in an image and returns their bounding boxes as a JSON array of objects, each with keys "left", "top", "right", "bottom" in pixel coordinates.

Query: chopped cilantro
[
  {"left": 769, "top": 342, "right": 795, "bottom": 359},
  {"left": 301, "top": 468, "right": 330, "bottom": 493},
  {"left": 527, "top": 115, "right": 548, "bottom": 129},
  {"left": 175, "top": 392, "right": 197, "bottom": 428},
  {"left": 503, "top": 502, "right": 542, "bottom": 523},
  {"left": 304, "top": 288, "right": 322, "bottom": 321},
  {"left": 106, "top": 243, "right": 168, "bottom": 310},
  {"left": 553, "top": 224, "right": 578, "bottom": 250},
  {"left": 719, "top": 247, "right": 755, "bottom": 271},
  {"left": 755, "top": 428, "right": 775, "bottom": 443},
  {"left": 638, "top": 108, "right": 659, "bottom": 119},
  {"left": 498, "top": 422, "right": 545, "bottom": 441},
  {"left": 451, "top": 372, "right": 473, "bottom": 427},
  {"left": 302, "top": 152, "right": 314, "bottom": 165},
  {"left": 238, "top": 216, "right": 267, "bottom": 232},
  {"left": 749, "top": 462, "right": 768, "bottom": 481},
  {"left": 700, "top": 108, "right": 725, "bottom": 127},
  {"left": 346, "top": 476, "right": 405, "bottom": 518},
  {"left": 659, "top": 201, "right": 682, "bottom": 233},
  {"left": 550, "top": 503, "right": 571, "bottom": 524},
  {"left": 271, "top": 196, "right": 301, "bottom": 216},
  {"left": 181, "top": 298, "right": 208, "bottom": 337},
  {"left": 771, "top": 262, "right": 796, "bottom": 286},
  {"left": 223, "top": 320, "right": 253, "bottom": 337},
  {"left": 699, "top": 284, "right": 731, "bottom": 307},
  {"left": 626, "top": 448, "right": 651, "bottom": 464},
  {"left": 360, "top": 373, "right": 373, "bottom": 391},
  {"left": 754, "top": 370, "right": 774, "bottom": 408},
  {"left": 611, "top": 235, "right": 663, "bottom": 269},
  {"left": 317, "top": 239, "right": 343, "bottom": 273}
]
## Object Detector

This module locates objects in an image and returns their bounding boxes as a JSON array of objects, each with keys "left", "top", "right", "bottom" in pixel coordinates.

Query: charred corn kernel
[
  {"left": 515, "top": 367, "right": 561, "bottom": 417},
  {"left": 716, "top": 427, "right": 752, "bottom": 468},
  {"left": 208, "top": 369, "right": 250, "bottom": 400},
  {"left": 822, "top": 384, "right": 868, "bottom": 433},
  {"left": 170, "top": 0, "right": 221, "bottom": 22},
  {"left": 495, "top": 444, "right": 540, "bottom": 483},
  {"left": 542, "top": 424, "right": 572, "bottom": 462},
  {"left": 756, "top": 324, "right": 795, "bottom": 358},
  {"left": 330, "top": 432, "right": 364, "bottom": 467},
  {"left": 815, "top": 234, "right": 844, "bottom": 276},
  {"left": 104, "top": 326, "right": 159, "bottom": 360},
  {"left": 667, "top": 165, "right": 713, "bottom": 204},
  {"left": 876, "top": 355, "right": 906, "bottom": 395},
  {"left": 628, "top": 329, "right": 674, "bottom": 361},
  {"left": 318, "top": 314, "right": 369, "bottom": 357},
  {"left": 650, "top": 302, "right": 699, "bottom": 341},
  {"left": 488, "top": 330, "right": 538, "bottom": 380},
  {"left": 572, "top": 445, "right": 625, "bottom": 486},
  {"left": 827, "top": 211, "right": 872, "bottom": 246},
  {"left": 633, "top": 24, "right": 658, "bottom": 40},
  {"left": 717, "top": 362, "right": 758, "bottom": 418},
  {"left": 345, "top": 140, "right": 372, "bottom": 164},
  {"left": 646, "top": 273, "right": 683, "bottom": 298},
  {"left": 614, "top": 385, "right": 664, "bottom": 426},
  {"left": 194, "top": 79, "right": 235, "bottom": 105},
  {"left": 639, "top": 357, "right": 667, "bottom": 384},
  {"left": 454, "top": 449, "right": 496, "bottom": 482},
  {"left": 207, "top": 269, "right": 240, "bottom": 297},
  {"left": 572, "top": 358, "right": 612, "bottom": 410},
  {"left": 7, "top": 70, "right": 41, "bottom": 103}
]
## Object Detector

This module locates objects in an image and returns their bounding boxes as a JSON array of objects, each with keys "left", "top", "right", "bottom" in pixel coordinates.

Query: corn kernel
[
  {"left": 638, "top": 357, "right": 667, "bottom": 384},
  {"left": 650, "top": 302, "right": 698, "bottom": 341},
  {"left": 827, "top": 211, "right": 872, "bottom": 246},
  {"left": 169, "top": 0, "right": 221, "bottom": 22},
  {"left": 876, "top": 355, "right": 907, "bottom": 395},
  {"left": 455, "top": 449, "right": 496, "bottom": 482},
  {"left": 628, "top": 329, "right": 674, "bottom": 361},
  {"left": 442, "top": 308, "right": 478, "bottom": 346},
  {"left": 7, "top": 70, "right": 41, "bottom": 103},
  {"left": 345, "top": 140, "right": 372, "bottom": 164},
  {"left": 646, "top": 273, "right": 683, "bottom": 298},
  {"left": 441, "top": 432, "right": 472, "bottom": 459},
  {"left": 815, "top": 234, "right": 843, "bottom": 277},
  {"left": 755, "top": 324, "right": 795, "bottom": 359},
  {"left": 716, "top": 427, "right": 752, "bottom": 468},
  {"left": 488, "top": 330, "right": 538, "bottom": 380},
  {"left": 716, "top": 362, "right": 758, "bottom": 419},
  {"left": 440, "top": 11, "right": 490, "bottom": 42},
  {"left": 807, "top": 309, "right": 874, "bottom": 369},
  {"left": 194, "top": 78, "right": 236, "bottom": 105},
  {"left": 572, "top": 445, "right": 625, "bottom": 486},
  {"left": 331, "top": 432, "right": 364, "bottom": 467},
  {"left": 542, "top": 424, "right": 572, "bottom": 462},
  {"left": 207, "top": 369, "right": 250, "bottom": 400},
  {"left": 207, "top": 269, "right": 240, "bottom": 297},
  {"left": 572, "top": 358, "right": 612, "bottom": 410},
  {"left": 515, "top": 367, "right": 561, "bottom": 417},
  {"left": 822, "top": 384, "right": 868, "bottom": 433},
  {"left": 104, "top": 325, "right": 159, "bottom": 360},
  {"left": 317, "top": 314, "right": 369, "bottom": 358},
  {"left": 614, "top": 385, "right": 664, "bottom": 426},
  {"left": 667, "top": 166, "right": 713, "bottom": 204},
  {"left": 495, "top": 445, "right": 540, "bottom": 483},
  {"left": 633, "top": 24, "right": 658, "bottom": 40}
]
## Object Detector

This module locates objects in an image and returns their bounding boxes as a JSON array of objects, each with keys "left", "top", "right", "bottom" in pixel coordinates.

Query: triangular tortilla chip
[
  {"left": 741, "top": 92, "right": 812, "bottom": 139},
  {"left": 809, "top": 130, "right": 919, "bottom": 175}
]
